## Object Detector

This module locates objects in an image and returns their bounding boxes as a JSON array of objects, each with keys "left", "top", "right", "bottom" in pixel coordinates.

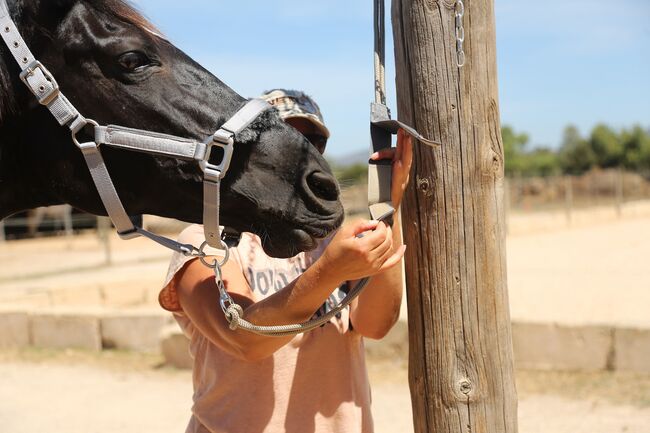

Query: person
[{"left": 159, "top": 89, "right": 413, "bottom": 433}]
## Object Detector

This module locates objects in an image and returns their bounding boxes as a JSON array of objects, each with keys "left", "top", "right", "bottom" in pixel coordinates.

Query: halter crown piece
[{"left": 0, "top": 0, "right": 269, "bottom": 254}]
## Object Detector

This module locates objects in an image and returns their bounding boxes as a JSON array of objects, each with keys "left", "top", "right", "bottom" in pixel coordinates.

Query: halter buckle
[
  {"left": 200, "top": 128, "right": 234, "bottom": 180},
  {"left": 19, "top": 60, "right": 60, "bottom": 105}
]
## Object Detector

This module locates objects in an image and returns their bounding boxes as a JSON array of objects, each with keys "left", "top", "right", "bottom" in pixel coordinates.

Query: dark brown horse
[{"left": 0, "top": 0, "right": 343, "bottom": 257}]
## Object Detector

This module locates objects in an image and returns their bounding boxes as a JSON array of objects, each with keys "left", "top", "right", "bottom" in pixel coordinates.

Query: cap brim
[{"left": 286, "top": 113, "right": 331, "bottom": 138}]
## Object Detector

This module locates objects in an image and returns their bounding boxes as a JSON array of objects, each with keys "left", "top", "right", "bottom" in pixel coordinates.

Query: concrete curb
[
  {"left": 0, "top": 311, "right": 30, "bottom": 349},
  {"left": 1, "top": 309, "right": 649, "bottom": 373},
  {"left": 366, "top": 320, "right": 650, "bottom": 374},
  {"left": 31, "top": 311, "right": 102, "bottom": 351},
  {"left": 100, "top": 311, "right": 173, "bottom": 352},
  {"left": 0, "top": 307, "right": 172, "bottom": 353}
]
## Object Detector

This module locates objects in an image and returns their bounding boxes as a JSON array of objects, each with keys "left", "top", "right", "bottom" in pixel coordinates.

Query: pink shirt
[{"left": 161, "top": 225, "right": 374, "bottom": 433}]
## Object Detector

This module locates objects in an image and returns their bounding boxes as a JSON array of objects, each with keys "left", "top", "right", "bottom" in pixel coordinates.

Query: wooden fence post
[
  {"left": 565, "top": 175, "right": 573, "bottom": 226},
  {"left": 615, "top": 168, "right": 623, "bottom": 217},
  {"left": 391, "top": 0, "right": 518, "bottom": 432}
]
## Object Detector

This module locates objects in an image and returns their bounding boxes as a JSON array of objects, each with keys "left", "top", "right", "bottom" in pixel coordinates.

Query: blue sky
[{"left": 132, "top": 0, "right": 649, "bottom": 157}]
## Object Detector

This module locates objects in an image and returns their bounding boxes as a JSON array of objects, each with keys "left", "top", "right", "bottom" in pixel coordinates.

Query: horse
[{"left": 0, "top": 0, "right": 343, "bottom": 258}]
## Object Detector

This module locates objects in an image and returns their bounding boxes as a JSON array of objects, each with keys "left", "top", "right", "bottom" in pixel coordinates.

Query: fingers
[
  {"left": 357, "top": 220, "right": 389, "bottom": 249},
  {"left": 395, "top": 130, "right": 404, "bottom": 162},
  {"left": 403, "top": 135, "right": 413, "bottom": 170},
  {"left": 378, "top": 245, "right": 407, "bottom": 272},
  {"left": 370, "top": 148, "right": 395, "bottom": 161},
  {"left": 367, "top": 224, "right": 393, "bottom": 262},
  {"left": 345, "top": 219, "right": 379, "bottom": 238},
  {"left": 397, "top": 128, "right": 413, "bottom": 169}
]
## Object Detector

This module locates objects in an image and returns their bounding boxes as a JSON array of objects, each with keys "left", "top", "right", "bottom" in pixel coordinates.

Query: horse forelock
[
  {"left": 89, "top": 0, "right": 166, "bottom": 40},
  {"left": 236, "top": 109, "right": 286, "bottom": 144}
]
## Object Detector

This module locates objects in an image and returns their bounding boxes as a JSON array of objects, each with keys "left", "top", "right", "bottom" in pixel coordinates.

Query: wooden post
[
  {"left": 391, "top": 1, "right": 518, "bottom": 432},
  {"left": 615, "top": 168, "right": 623, "bottom": 218},
  {"left": 565, "top": 175, "right": 573, "bottom": 227}
]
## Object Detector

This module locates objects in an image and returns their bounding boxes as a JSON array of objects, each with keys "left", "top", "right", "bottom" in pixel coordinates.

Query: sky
[{"left": 131, "top": 0, "right": 650, "bottom": 157}]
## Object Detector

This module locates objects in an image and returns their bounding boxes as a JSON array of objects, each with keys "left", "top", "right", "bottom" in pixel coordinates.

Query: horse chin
[{"left": 260, "top": 229, "right": 319, "bottom": 259}]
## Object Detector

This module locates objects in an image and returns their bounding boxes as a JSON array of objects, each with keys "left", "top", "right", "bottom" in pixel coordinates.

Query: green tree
[
  {"left": 333, "top": 163, "right": 367, "bottom": 187},
  {"left": 559, "top": 125, "right": 596, "bottom": 175},
  {"left": 590, "top": 123, "right": 624, "bottom": 168},
  {"left": 523, "top": 148, "right": 560, "bottom": 177},
  {"left": 622, "top": 125, "right": 650, "bottom": 172},
  {"left": 502, "top": 125, "right": 529, "bottom": 176}
]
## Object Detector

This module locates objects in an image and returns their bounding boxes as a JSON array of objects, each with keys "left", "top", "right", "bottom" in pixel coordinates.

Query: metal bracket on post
[{"left": 368, "top": 103, "right": 396, "bottom": 224}]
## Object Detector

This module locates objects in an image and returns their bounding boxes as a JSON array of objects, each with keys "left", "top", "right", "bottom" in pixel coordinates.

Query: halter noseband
[{"left": 0, "top": 0, "right": 269, "bottom": 253}]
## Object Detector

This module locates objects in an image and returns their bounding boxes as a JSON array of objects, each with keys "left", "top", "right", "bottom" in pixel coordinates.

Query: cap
[{"left": 260, "top": 89, "right": 330, "bottom": 138}]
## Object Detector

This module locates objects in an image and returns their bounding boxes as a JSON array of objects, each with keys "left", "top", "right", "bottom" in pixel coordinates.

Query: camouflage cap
[{"left": 260, "top": 89, "right": 330, "bottom": 138}]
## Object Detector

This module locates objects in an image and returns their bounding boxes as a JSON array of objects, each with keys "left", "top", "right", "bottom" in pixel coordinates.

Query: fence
[
  {"left": 504, "top": 169, "right": 650, "bottom": 230},
  {"left": 1, "top": 171, "right": 649, "bottom": 310}
]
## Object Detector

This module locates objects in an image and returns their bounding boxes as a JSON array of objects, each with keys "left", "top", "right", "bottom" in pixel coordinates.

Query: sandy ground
[
  {"left": 2, "top": 212, "right": 649, "bottom": 328},
  {"left": 0, "top": 350, "right": 649, "bottom": 433},
  {"left": 1, "top": 210, "right": 650, "bottom": 432},
  {"left": 507, "top": 215, "right": 650, "bottom": 328}
]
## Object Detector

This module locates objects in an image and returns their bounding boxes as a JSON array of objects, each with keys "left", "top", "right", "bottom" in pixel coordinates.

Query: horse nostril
[{"left": 306, "top": 171, "right": 339, "bottom": 201}]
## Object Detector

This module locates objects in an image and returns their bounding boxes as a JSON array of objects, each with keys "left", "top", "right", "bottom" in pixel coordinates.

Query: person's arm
[
  {"left": 173, "top": 219, "right": 404, "bottom": 362},
  {"left": 350, "top": 129, "right": 413, "bottom": 339}
]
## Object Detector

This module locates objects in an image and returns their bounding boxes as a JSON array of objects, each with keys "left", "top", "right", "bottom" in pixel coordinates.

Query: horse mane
[
  {"left": 0, "top": 0, "right": 162, "bottom": 125},
  {"left": 95, "top": 0, "right": 164, "bottom": 40}
]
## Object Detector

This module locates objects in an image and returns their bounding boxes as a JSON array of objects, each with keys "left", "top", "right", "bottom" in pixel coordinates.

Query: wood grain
[{"left": 391, "top": 0, "right": 518, "bottom": 431}]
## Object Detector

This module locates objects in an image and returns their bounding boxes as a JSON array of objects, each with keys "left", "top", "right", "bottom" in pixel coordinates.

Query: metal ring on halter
[
  {"left": 198, "top": 240, "right": 230, "bottom": 268},
  {"left": 71, "top": 118, "right": 99, "bottom": 148}
]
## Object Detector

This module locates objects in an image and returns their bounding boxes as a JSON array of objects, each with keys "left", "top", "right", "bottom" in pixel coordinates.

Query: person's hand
[
  {"left": 370, "top": 128, "right": 414, "bottom": 209},
  {"left": 319, "top": 220, "right": 406, "bottom": 282}
]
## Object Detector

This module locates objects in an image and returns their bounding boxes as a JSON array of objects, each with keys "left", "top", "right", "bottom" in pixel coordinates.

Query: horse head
[{"left": 0, "top": 0, "right": 343, "bottom": 257}]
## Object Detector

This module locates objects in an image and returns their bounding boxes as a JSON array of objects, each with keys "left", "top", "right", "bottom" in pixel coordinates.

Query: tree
[
  {"left": 622, "top": 125, "right": 650, "bottom": 172},
  {"left": 590, "top": 123, "right": 624, "bottom": 168},
  {"left": 525, "top": 147, "right": 561, "bottom": 177},
  {"left": 559, "top": 125, "right": 596, "bottom": 175},
  {"left": 502, "top": 125, "right": 529, "bottom": 175}
]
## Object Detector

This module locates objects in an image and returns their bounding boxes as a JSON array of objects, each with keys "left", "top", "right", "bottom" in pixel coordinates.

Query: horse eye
[{"left": 117, "top": 51, "right": 151, "bottom": 72}]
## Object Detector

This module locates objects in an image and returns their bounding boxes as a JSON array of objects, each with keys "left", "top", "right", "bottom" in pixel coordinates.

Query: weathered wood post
[{"left": 391, "top": 0, "right": 518, "bottom": 431}]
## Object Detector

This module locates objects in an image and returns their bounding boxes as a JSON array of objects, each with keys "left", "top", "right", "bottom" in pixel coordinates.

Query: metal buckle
[
  {"left": 19, "top": 60, "right": 60, "bottom": 105},
  {"left": 71, "top": 118, "right": 99, "bottom": 148},
  {"left": 199, "top": 128, "right": 234, "bottom": 180}
]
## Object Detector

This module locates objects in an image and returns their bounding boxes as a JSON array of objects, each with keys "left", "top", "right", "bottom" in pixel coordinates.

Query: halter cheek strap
[{"left": 0, "top": 0, "right": 269, "bottom": 252}]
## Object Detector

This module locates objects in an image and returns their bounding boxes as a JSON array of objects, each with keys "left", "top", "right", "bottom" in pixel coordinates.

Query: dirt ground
[
  {"left": 0, "top": 349, "right": 649, "bottom": 433},
  {"left": 507, "top": 214, "right": 650, "bottom": 327},
  {"left": 1, "top": 210, "right": 650, "bottom": 432},
  {"left": 2, "top": 211, "right": 649, "bottom": 328}
]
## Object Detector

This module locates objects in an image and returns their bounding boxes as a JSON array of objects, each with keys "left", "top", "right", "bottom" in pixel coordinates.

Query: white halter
[{"left": 0, "top": 0, "right": 269, "bottom": 254}]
